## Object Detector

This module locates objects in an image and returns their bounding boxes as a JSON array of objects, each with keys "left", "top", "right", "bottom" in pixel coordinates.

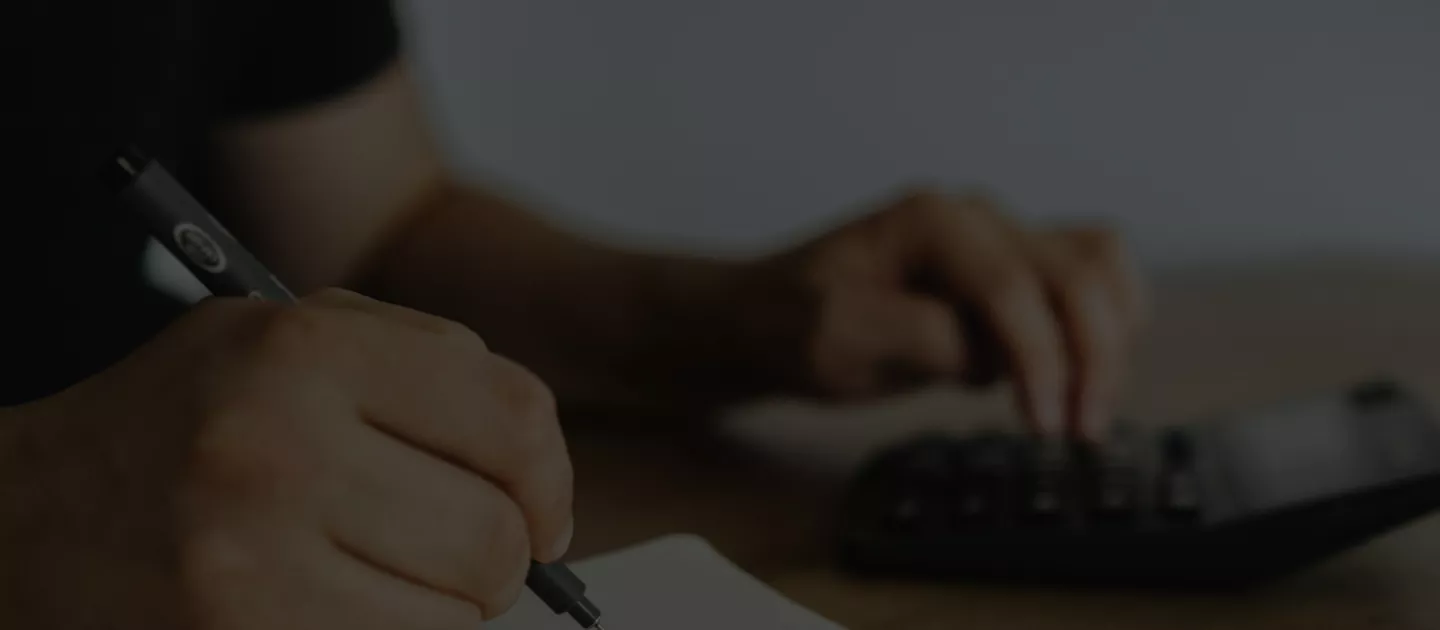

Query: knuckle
[
  {"left": 190, "top": 410, "right": 320, "bottom": 502},
  {"left": 495, "top": 363, "right": 561, "bottom": 437},
  {"left": 952, "top": 191, "right": 1002, "bottom": 223},
  {"left": 513, "top": 414, "right": 566, "bottom": 485},
  {"left": 1051, "top": 260, "right": 1105, "bottom": 295},
  {"left": 431, "top": 319, "right": 493, "bottom": 359},
  {"left": 893, "top": 187, "right": 960, "bottom": 226},
  {"left": 978, "top": 262, "right": 1040, "bottom": 307},
  {"left": 1071, "top": 227, "right": 1125, "bottom": 264},
  {"left": 522, "top": 378, "right": 560, "bottom": 424},
  {"left": 253, "top": 307, "right": 333, "bottom": 363},
  {"left": 434, "top": 317, "right": 487, "bottom": 349},
  {"left": 886, "top": 186, "right": 1006, "bottom": 237},
  {"left": 895, "top": 185, "right": 947, "bottom": 212},
  {"left": 954, "top": 190, "right": 997, "bottom": 213}
]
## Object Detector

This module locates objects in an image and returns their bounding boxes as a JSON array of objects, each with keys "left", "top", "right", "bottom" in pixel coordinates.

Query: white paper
[{"left": 488, "top": 534, "right": 846, "bottom": 630}]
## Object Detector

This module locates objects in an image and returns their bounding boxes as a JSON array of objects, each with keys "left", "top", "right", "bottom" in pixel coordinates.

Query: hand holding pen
[{"left": 106, "top": 147, "right": 606, "bottom": 629}]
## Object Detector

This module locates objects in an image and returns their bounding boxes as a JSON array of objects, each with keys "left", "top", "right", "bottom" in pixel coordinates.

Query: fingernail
[
  {"left": 550, "top": 518, "right": 574, "bottom": 562},
  {"left": 1034, "top": 387, "right": 1064, "bottom": 436}
]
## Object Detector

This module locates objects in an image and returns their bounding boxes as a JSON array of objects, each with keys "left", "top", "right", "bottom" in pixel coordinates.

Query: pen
[{"left": 105, "top": 145, "right": 607, "bottom": 630}]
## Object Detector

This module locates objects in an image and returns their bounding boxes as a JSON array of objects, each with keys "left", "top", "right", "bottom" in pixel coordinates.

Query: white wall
[{"left": 397, "top": 0, "right": 1440, "bottom": 267}]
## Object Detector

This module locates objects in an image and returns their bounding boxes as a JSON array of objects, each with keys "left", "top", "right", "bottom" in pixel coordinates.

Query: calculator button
[
  {"left": 958, "top": 468, "right": 1010, "bottom": 524},
  {"left": 1162, "top": 430, "right": 1196, "bottom": 468},
  {"left": 1026, "top": 481, "right": 1064, "bottom": 520},
  {"left": 884, "top": 495, "right": 924, "bottom": 533},
  {"left": 960, "top": 436, "right": 1020, "bottom": 523},
  {"left": 1096, "top": 468, "right": 1140, "bottom": 519},
  {"left": 1159, "top": 430, "right": 1202, "bottom": 522},
  {"left": 1160, "top": 470, "right": 1202, "bottom": 521},
  {"left": 1022, "top": 439, "right": 1069, "bottom": 522},
  {"left": 956, "top": 487, "right": 991, "bottom": 520},
  {"left": 885, "top": 493, "right": 950, "bottom": 534}
]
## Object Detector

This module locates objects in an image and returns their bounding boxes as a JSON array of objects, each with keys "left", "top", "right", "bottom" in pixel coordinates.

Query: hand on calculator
[{"left": 765, "top": 189, "right": 1149, "bottom": 437}]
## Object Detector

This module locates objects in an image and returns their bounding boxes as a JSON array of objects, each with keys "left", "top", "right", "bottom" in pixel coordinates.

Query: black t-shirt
[{"left": 2, "top": 1, "right": 401, "bottom": 404}]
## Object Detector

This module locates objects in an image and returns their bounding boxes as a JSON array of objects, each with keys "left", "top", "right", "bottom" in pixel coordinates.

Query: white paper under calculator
[{"left": 487, "top": 534, "right": 845, "bottom": 630}]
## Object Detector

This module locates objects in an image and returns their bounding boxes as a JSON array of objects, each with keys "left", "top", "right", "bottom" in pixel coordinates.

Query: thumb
[{"left": 811, "top": 289, "right": 967, "bottom": 398}]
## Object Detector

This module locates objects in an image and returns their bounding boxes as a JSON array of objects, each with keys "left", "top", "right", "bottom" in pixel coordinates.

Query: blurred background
[
  {"left": 119, "top": 3, "right": 1440, "bottom": 625},
  {"left": 390, "top": 0, "right": 1439, "bottom": 268},
  {"left": 181, "top": 0, "right": 1425, "bottom": 483}
]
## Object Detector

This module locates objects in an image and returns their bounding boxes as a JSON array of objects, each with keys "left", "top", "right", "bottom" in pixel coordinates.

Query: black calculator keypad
[
  {"left": 841, "top": 380, "right": 1440, "bottom": 586},
  {"left": 870, "top": 430, "right": 1193, "bottom": 531}
]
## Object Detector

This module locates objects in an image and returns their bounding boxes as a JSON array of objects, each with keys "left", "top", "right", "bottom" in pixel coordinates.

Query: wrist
[{"left": 633, "top": 255, "right": 817, "bottom": 408}]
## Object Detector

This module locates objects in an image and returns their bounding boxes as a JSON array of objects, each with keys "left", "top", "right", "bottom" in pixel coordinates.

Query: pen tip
[{"left": 594, "top": 625, "right": 605, "bottom": 630}]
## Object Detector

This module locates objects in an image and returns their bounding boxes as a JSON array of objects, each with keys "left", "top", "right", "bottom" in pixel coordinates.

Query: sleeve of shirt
[{"left": 206, "top": 0, "right": 402, "bottom": 121}]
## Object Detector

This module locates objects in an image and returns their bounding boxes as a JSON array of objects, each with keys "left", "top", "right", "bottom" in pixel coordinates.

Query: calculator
[{"left": 838, "top": 380, "right": 1440, "bottom": 586}]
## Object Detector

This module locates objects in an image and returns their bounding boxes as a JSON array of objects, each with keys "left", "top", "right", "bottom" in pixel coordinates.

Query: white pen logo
[{"left": 173, "top": 223, "right": 228, "bottom": 274}]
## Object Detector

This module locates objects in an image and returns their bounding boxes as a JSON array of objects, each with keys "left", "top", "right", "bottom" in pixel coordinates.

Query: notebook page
[{"left": 488, "top": 534, "right": 845, "bottom": 630}]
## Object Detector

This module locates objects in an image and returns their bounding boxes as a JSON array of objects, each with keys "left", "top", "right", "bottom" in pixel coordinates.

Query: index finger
[
  {"left": 291, "top": 293, "right": 575, "bottom": 563},
  {"left": 898, "top": 194, "right": 1068, "bottom": 435}
]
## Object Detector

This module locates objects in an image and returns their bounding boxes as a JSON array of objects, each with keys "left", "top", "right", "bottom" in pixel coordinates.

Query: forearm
[
  {"left": 211, "top": 65, "right": 804, "bottom": 415},
  {"left": 352, "top": 178, "right": 810, "bottom": 417}
]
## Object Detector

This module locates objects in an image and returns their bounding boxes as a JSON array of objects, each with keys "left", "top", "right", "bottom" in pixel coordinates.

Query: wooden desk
[{"left": 564, "top": 258, "right": 1440, "bottom": 630}]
